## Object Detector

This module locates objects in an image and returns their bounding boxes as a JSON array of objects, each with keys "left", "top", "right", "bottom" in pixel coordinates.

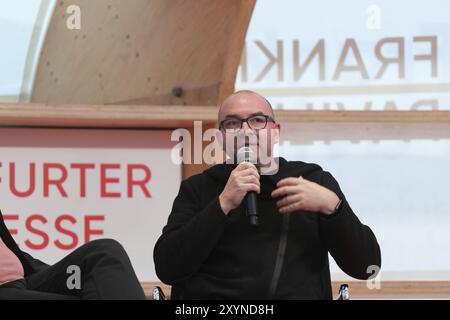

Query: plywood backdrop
[{"left": 32, "top": 0, "right": 255, "bottom": 106}]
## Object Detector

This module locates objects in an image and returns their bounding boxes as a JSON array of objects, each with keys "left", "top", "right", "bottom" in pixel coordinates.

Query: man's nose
[
  {"left": 240, "top": 122, "right": 255, "bottom": 136},
  {"left": 241, "top": 121, "right": 251, "bottom": 131},
  {"left": 241, "top": 122, "right": 256, "bottom": 134},
  {"left": 239, "top": 122, "right": 257, "bottom": 142}
]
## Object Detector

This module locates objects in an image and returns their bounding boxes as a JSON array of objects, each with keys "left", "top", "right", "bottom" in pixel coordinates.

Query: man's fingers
[
  {"left": 278, "top": 200, "right": 304, "bottom": 214},
  {"left": 276, "top": 194, "right": 301, "bottom": 207},
  {"left": 243, "top": 183, "right": 260, "bottom": 194},
  {"left": 276, "top": 177, "right": 300, "bottom": 187},
  {"left": 239, "top": 175, "right": 260, "bottom": 186},
  {"left": 271, "top": 185, "right": 298, "bottom": 198},
  {"left": 239, "top": 167, "right": 260, "bottom": 178},
  {"left": 234, "top": 165, "right": 259, "bottom": 180},
  {"left": 278, "top": 203, "right": 298, "bottom": 214},
  {"left": 236, "top": 162, "right": 257, "bottom": 171}
]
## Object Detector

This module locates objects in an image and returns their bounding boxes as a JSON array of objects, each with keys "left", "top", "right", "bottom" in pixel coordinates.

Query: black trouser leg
[
  {"left": 25, "top": 239, "right": 145, "bottom": 300},
  {"left": 0, "top": 279, "right": 77, "bottom": 300}
]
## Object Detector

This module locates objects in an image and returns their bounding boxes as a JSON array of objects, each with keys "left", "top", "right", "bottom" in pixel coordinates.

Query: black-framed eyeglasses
[{"left": 219, "top": 115, "right": 276, "bottom": 132}]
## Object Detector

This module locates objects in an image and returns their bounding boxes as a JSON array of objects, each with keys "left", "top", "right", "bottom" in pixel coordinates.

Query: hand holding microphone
[{"left": 218, "top": 147, "right": 260, "bottom": 225}]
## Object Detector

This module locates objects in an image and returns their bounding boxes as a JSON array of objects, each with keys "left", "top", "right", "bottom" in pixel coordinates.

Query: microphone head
[{"left": 237, "top": 147, "right": 257, "bottom": 164}]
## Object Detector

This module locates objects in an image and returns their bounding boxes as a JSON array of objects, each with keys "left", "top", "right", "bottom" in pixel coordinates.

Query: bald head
[{"left": 218, "top": 90, "right": 275, "bottom": 123}]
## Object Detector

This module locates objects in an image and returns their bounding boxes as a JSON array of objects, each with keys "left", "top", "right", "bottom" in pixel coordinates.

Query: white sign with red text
[{"left": 0, "top": 128, "right": 180, "bottom": 281}]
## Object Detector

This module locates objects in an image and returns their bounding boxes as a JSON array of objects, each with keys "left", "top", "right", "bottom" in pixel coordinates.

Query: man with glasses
[{"left": 154, "top": 90, "right": 381, "bottom": 299}]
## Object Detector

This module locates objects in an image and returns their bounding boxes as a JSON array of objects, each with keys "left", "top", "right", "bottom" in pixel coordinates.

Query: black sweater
[{"left": 153, "top": 158, "right": 381, "bottom": 299}]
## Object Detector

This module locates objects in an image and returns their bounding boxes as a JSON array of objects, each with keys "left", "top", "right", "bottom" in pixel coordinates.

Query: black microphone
[{"left": 237, "top": 147, "right": 259, "bottom": 227}]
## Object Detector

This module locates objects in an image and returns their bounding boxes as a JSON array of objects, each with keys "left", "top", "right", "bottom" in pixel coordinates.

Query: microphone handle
[{"left": 246, "top": 192, "right": 259, "bottom": 226}]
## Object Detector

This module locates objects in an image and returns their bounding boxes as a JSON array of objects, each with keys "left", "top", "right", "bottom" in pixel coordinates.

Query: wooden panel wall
[{"left": 32, "top": 0, "right": 255, "bottom": 106}]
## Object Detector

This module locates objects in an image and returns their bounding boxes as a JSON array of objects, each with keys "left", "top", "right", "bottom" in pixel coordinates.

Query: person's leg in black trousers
[
  {"left": 0, "top": 239, "right": 146, "bottom": 300},
  {"left": 0, "top": 279, "right": 78, "bottom": 300}
]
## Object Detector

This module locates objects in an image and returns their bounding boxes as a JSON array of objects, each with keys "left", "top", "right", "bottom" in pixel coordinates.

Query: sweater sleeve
[
  {"left": 153, "top": 178, "right": 228, "bottom": 285},
  {"left": 319, "top": 171, "right": 382, "bottom": 280}
]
